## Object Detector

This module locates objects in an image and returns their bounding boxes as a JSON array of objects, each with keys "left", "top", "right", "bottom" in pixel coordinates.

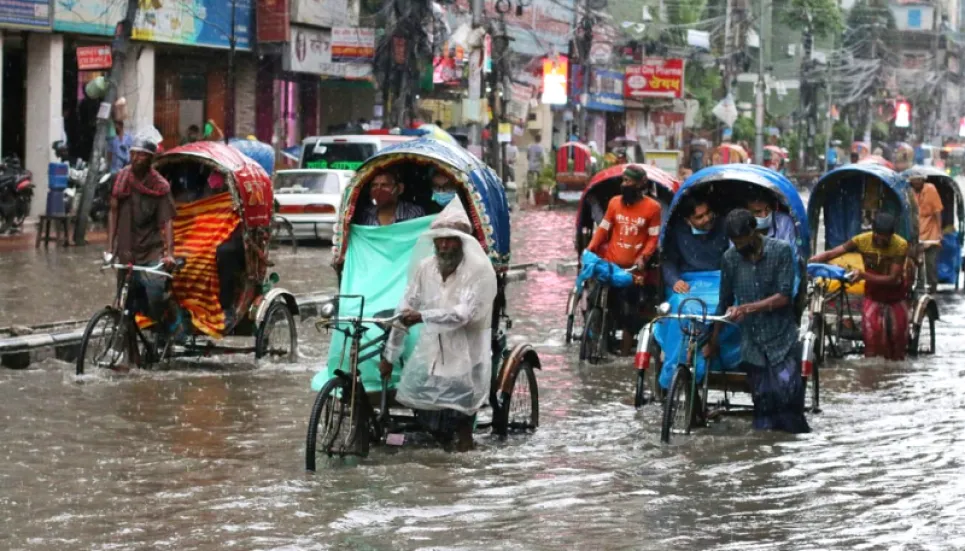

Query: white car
[{"left": 273, "top": 169, "right": 354, "bottom": 242}]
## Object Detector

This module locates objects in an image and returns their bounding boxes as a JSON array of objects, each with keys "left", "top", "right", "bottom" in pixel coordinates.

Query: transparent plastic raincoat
[{"left": 383, "top": 197, "right": 498, "bottom": 415}]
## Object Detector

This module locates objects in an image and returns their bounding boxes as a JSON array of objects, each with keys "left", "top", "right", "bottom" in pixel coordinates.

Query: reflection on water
[{"left": 2, "top": 210, "right": 965, "bottom": 549}]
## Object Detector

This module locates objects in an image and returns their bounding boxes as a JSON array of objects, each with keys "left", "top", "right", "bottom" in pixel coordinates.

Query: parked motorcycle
[{"left": 0, "top": 155, "right": 34, "bottom": 234}]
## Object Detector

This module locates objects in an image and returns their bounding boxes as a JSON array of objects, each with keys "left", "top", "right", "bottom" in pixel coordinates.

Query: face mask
[
  {"left": 432, "top": 191, "right": 456, "bottom": 206},
  {"left": 621, "top": 186, "right": 642, "bottom": 204},
  {"left": 371, "top": 187, "right": 395, "bottom": 206},
  {"left": 756, "top": 212, "right": 773, "bottom": 230},
  {"left": 690, "top": 225, "right": 711, "bottom": 236}
]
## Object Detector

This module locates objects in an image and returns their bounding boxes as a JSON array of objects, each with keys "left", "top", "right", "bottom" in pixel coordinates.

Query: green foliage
[
  {"left": 732, "top": 116, "right": 756, "bottom": 143},
  {"left": 832, "top": 121, "right": 853, "bottom": 145},
  {"left": 536, "top": 164, "right": 557, "bottom": 191},
  {"left": 686, "top": 63, "right": 722, "bottom": 130},
  {"left": 871, "top": 121, "right": 889, "bottom": 142},
  {"left": 780, "top": 0, "right": 844, "bottom": 38}
]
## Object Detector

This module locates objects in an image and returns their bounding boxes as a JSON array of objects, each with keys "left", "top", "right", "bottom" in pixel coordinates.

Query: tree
[{"left": 780, "top": 0, "right": 844, "bottom": 39}]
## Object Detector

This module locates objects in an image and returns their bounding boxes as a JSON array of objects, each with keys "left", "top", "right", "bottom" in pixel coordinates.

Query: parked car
[{"left": 273, "top": 169, "right": 354, "bottom": 242}]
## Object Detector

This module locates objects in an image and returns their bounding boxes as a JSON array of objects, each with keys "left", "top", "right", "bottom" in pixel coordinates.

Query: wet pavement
[{"left": 3, "top": 208, "right": 965, "bottom": 550}]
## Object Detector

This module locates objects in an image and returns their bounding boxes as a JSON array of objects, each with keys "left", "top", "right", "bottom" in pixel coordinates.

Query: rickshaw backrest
[{"left": 556, "top": 142, "right": 593, "bottom": 174}]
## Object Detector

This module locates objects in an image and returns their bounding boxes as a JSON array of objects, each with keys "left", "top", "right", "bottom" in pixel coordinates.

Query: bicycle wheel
[
  {"left": 494, "top": 360, "right": 539, "bottom": 436},
  {"left": 580, "top": 307, "right": 607, "bottom": 363},
  {"left": 910, "top": 310, "right": 937, "bottom": 356},
  {"left": 564, "top": 288, "right": 579, "bottom": 344},
  {"left": 660, "top": 365, "right": 694, "bottom": 444},
  {"left": 76, "top": 308, "right": 124, "bottom": 375},
  {"left": 305, "top": 376, "right": 371, "bottom": 471},
  {"left": 633, "top": 339, "right": 660, "bottom": 408},
  {"left": 256, "top": 300, "right": 298, "bottom": 362}
]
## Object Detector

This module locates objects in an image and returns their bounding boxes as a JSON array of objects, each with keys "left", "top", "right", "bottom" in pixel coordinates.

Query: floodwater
[{"left": 2, "top": 209, "right": 965, "bottom": 550}]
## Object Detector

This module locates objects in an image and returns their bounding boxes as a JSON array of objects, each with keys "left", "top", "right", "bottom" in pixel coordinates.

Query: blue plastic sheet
[
  {"left": 574, "top": 250, "right": 634, "bottom": 292},
  {"left": 821, "top": 180, "right": 863, "bottom": 249},
  {"left": 229, "top": 139, "right": 275, "bottom": 176},
  {"left": 806, "top": 263, "right": 848, "bottom": 281},
  {"left": 938, "top": 232, "right": 963, "bottom": 284},
  {"left": 311, "top": 216, "right": 435, "bottom": 393},
  {"left": 653, "top": 271, "right": 743, "bottom": 390}
]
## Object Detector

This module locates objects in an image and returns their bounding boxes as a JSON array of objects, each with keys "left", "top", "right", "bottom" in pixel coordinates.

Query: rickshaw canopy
[
  {"left": 584, "top": 163, "right": 680, "bottom": 196},
  {"left": 858, "top": 155, "right": 895, "bottom": 169},
  {"left": 556, "top": 142, "right": 594, "bottom": 178},
  {"left": 156, "top": 141, "right": 274, "bottom": 228},
  {"left": 809, "top": 163, "right": 918, "bottom": 250},
  {"left": 333, "top": 137, "right": 511, "bottom": 267},
  {"left": 662, "top": 164, "right": 810, "bottom": 258}
]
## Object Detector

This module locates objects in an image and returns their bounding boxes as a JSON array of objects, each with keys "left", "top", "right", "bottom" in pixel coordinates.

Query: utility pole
[
  {"left": 488, "top": 15, "right": 507, "bottom": 178},
  {"left": 798, "top": 14, "right": 813, "bottom": 171},
  {"left": 723, "top": 0, "right": 733, "bottom": 103},
  {"left": 864, "top": 20, "right": 878, "bottom": 144},
  {"left": 74, "top": 0, "right": 139, "bottom": 245},
  {"left": 225, "top": 0, "right": 237, "bottom": 141},
  {"left": 823, "top": 37, "right": 835, "bottom": 171},
  {"left": 754, "top": 0, "right": 767, "bottom": 163},
  {"left": 469, "top": 0, "right": 484, "bottom": 156}
]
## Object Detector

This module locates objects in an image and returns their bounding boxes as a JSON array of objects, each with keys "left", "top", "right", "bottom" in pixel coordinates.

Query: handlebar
[
  {"left": 652, "top": 312, "right": 737, "bottom": 327},
  {"left": 101, "top": 262, "right": 174, "bottom": 279},
  {"left": 314, "top": 313, "right": 406, "bottom": 331}
]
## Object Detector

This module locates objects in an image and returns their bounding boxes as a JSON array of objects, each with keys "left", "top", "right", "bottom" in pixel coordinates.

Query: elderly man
[
  {"left": 356, "top": 170, "right": 425, "bottom": 226},
  {"left": 661, "top": 192, "right": 730, "bottom": 294},
  {"left": 810, "top": 212, "right": 911, "bottom": 360},
  {"left": 909, "top": 171, "right": 943, "bottom": 293},
  {"left": 705, "top": 209, "right": 810, "bottom": 433},
  {"left": 379, "top": 197, "right": 497, "bottom": 452}
]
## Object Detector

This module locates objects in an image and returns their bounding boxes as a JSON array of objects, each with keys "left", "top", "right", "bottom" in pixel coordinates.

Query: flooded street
[{"left": 3, "top": 209, "right": 965, "bottom": 550}]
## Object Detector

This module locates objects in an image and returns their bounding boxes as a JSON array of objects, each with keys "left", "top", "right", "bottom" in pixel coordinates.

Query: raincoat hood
[{"left": 429, "top": 195, "right": 473, "bottom": 235}]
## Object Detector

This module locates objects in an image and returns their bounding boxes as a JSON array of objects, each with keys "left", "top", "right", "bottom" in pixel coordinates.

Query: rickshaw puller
[
  {"left": 662, "top": 194, "right": 729, "bottom": 294},
  {"left": 705, "top": 209, "right": 810, "bottom": 434},
  {"left": 809, "top": 212, "right": 911, "bottom": 360},
  {"left": 909, "top": 171, "right": 944, "bottom": 294},
  {"left": 379, "top": 197, "right": 497, "bottom": 452},
  {"left": 585, "top": 165, "right": 662, "bottom": 356},
  {"left": 106, "top": 130, "right": 182, "bottom": 367}
]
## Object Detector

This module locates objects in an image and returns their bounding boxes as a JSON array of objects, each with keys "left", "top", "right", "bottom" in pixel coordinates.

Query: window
[
  {"left": 300, "top": 142, "right": 377, "bottom": 170},
  {"left": 274, "top": 172, "right": 343, "bottom": 193}
]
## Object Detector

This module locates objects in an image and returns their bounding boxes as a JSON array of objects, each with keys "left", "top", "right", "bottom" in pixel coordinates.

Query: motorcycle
[
  {"left": 0, "top": 155, "right": 34, "bottom": 234},
  {"left": 62, "top": 158, "right": 112, "bottom": 225}
]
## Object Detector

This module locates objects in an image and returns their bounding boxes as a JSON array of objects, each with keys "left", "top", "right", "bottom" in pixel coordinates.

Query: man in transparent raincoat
[{"left": 379, "top": 196, "right": 497, "bottom": 452}]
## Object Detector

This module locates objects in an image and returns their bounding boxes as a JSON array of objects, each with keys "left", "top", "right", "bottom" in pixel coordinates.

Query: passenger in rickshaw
[
  {"left": 809, "top": 212, "right": 911, "bottom": 360},
  {"left": 355, "top": 169, "right": 425, "bottom": 226},
  {"left": 908, "top": 171, "right": 944, "bottom": 294},
  {"left": 746, "top": 188, "right": 796, "bottom": 244},
  {"left": 429, "top": 167, "right": 459, "bottom": 207},
  {"left": 661, "top": 193, "right": 729, "bottom": 294},
  {"left": 584, "top": 165, "right": 662, "bottom": 355},
  {"left": 705, "top": 210, "right": 810, "bottom": 433},
  {"left": 378, "top": 197, "right": 496, "bottom": 452}
]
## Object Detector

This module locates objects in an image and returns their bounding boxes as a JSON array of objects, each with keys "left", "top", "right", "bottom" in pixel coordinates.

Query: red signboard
[
  {"left": 76, "top": 46, "right": 112, "bottom": 70},
  {"left": 624, "top": 58, "right": 685, "bottom": 99},
  {"left": 257, "top": 0, "right": 290, "bottom": 42}
]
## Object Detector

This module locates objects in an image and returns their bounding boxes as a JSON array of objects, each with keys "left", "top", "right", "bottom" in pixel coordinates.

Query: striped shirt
[{"left": 355, "top": 200, "right": 426, "bottom": 226}]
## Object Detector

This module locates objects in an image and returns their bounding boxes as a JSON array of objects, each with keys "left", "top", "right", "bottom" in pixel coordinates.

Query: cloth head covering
[
  {"left": 623, "top": 164, "right": 647, "bottom": 182},
  {"left": 873, "top": 211, "right": 898, "bottom": 235}
]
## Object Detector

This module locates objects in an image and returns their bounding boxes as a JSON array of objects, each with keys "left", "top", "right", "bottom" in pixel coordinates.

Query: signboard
[
  {"left": 585, "top": 68, "right": 625, "bottom": 112},
  {"left": 0, "top": 0, "right": 51, "bottom": 30},
  {"left": 285, "top": 25, "right": 331, "bottom": 74},
  {"left": 625, "top": 58, "right": 685, "bottom": 99},
  {"left": 484, "top": 34, "right": 492, "bottom": 73},
  {"left": 291, "top": 0, "right": 358, "bottom": 29},
  {"left": 541, "top": 56, "right": 568, "bottom": 105},
  {"left": 257, "top": 0, "right": 289, "bottom": 42},
  {"left": 76, "top": 45, "right": 112, "bottom": 70},
  {"left": 55, "top": 0, "right": 253, "bottom": 50},
  {"left": 433, "top": 56, "right": 461, "bottom": 86},
  {"left": 498, "top": 123, "right": 512, "bottom": 143},
  {"left": 331, "top": 27, "right": 375, "bottom": 62}
]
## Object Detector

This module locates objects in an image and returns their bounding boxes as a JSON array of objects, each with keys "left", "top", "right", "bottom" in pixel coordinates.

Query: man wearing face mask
[
  {"left": 704, "top": 209, "right": 810, "bottom": 433},
  {"left": 356, "top": 170, "right": 425, "bottom": 226},
  {"left": 661, "top": 193, "right": 730, "bottom": 294},
  {"left": 809, "top": 212, "right": 911, "bottom": 360},
  {"left": 746, "top": 191, "right": 796, "bottom": 245},
  {"left": 585, "top": 165, "right": 663, "bottom": 354},
  {"left": 429, "top": 169, "right": 460, "bottom": 210}
]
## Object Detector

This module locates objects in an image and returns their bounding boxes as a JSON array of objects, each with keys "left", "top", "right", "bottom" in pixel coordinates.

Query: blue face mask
[
  {"left": 756, "top": 212, "right": 773, "bottom": 230},
  {"left": 432, "top": 191, "right": 456, "bottom": 206},
  {"left": 690, "top": 225, "right": 711, "bottom": 236}
]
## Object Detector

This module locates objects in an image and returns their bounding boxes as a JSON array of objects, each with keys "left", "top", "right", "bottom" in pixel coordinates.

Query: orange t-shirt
[
  {"left": 588, "top": 195, "right": 662, "bottom": 268},
  {"left": 916, "top": 182, "right": 944, "bottom": 244}
]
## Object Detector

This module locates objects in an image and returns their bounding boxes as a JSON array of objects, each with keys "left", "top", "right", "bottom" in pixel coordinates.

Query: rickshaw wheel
[
  {"left": 305, "top": 376, "right": 371, "bottom": 471},
  {"left": 812, "top": 317, "right": 826, "bottom": 368},
  {"left": 256, "top": 300, "right": 298, "bottom": 363},
  {"left": 634, "top": 339, "right": 661, "bottom": 408},
  {"left": 494, "top": 359, "right": 539, "bottom": 436},
  {"left": 564, "top": 287, "right": 580, "bottom": 344},
  {"left": 661, "top": 365, "right": 694, "bottom": 444},
  {"left": 803, "top": 357, "right": 820, "bottom": 414},
  {"left": 77, "top": 308, "right": 123, "bottom": 375},
  {"left": 580, "top": 308, "right": 607, "bottom": 363},
  {"left": 910, "top": 310, "right": 937, "bottom": 357}
]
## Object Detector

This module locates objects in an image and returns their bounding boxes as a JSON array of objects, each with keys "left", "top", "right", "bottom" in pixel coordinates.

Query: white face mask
[{"left": 756, "top": 212, "right": 773, "bottom": 230}]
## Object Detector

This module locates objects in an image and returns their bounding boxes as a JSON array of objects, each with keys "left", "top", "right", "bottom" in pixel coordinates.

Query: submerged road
[{"left": 2, "top": 209, "right": 965, "bottom": 550}]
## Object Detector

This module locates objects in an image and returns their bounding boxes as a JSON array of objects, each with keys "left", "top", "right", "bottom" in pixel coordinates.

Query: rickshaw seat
[{"left": 168, "top": 192, "right": 241, "bottom": 337}]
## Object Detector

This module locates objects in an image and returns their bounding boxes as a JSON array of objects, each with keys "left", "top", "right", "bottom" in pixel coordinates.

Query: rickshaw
[
  {"left": 945, "top": 146, "right": 965, "bottom": 177},
  {"left": 564, "top": 164, "right": 680, "bottom": 359},
  {"left": 762, "top": 145, "right": 786, "bottom": 172},
  {"left": 805, "top": 163, "right": 938, "bottom": 364},
  {"left": 632, "top": 164, "right": 818, "bottom": 442},
  {"left": 555, "top": 141, "right": 595, "bottom": 203},
  {"left": 607, "top": 137, "right": 646, "bottom": 165},
  {"left": 76, "top": 142, "right": 300, "bottom": 375},
  {"left": 305, "top": 138, "right": 539, "bottom": 468},
  {"left": 893, "top": 142, "right": 914, "bottom": 172},
  {"left": 904, "top": 166, "right": 965, "bottom": 290},
  {"left": 710, "top": 143, "right": 748, "bottom": 165}
]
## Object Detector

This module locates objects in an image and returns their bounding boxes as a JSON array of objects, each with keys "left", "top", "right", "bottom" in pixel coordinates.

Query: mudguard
[
  {"left": 496, "top": 342, "right": 541, "bottom": 394},
  {"left": 252, "top": 288, "right": 299, "bottom": 324}
]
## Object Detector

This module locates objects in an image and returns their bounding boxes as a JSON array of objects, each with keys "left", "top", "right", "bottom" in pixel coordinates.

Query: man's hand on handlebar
[
  {"left": 161, "top": 255, "right": 177, "bottom": 270},
  {"left": 725, "top": 305, "right": 747, "bottom": 322},
  {"left": 400, "top": 309, "right": 423, "bottom": 327},
  {"left": 379, "top": 358, "right": 393, "bottom": 380},
  {"left": 672, "top": 280, "right": 691, "bottom": 294}
]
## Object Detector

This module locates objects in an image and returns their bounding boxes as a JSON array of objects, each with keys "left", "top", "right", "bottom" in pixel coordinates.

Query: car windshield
[
  {"left": 301, "top": 141, "right": 376, "bottom": 170},
  {"left": 274, "top": 172, "right": 342, "bottom": 193}
]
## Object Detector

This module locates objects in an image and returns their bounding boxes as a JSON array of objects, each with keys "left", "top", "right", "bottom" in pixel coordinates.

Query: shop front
[{"left": 1, "top": 0, "right": 52, "bottom": 160}]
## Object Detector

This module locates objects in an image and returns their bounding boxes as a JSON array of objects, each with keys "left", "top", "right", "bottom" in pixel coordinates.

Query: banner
[
  {"left": 586, "top": 68, "right": 624, "bottom": 112},
  {"left": 331, "top": 27, "right": 374, "bottom": 62},
  {"left": 291, "top": 0, "right": 358, "bottom": 28},
  {"left": 0, "top": 0, "right": 51, "bottom": 30},
  {"left": 285, "top": 25, "right": 331, "bottom": 74},
  {"left": 625, "top": 58, "right": 685, "bottom": 99},
  {"left": 76, "top": 45, "right": 112, "bottom": 70},
  {"left": 257, "top": 0, "right": 289, "bottom": 42},
  {"left": 54, "top": 0, "right": 253, "bottom": 50}
]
